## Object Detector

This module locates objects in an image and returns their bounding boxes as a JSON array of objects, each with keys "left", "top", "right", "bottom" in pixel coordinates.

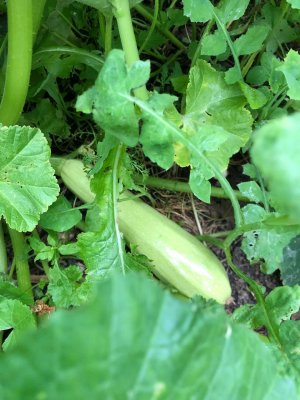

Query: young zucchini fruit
[{"left": 54, "top": 159, "right": 232, "bottom": 304}]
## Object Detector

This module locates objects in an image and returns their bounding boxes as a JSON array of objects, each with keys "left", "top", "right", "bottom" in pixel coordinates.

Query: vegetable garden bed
[{"left": 0, "top": 0, "right": 299, "bottom": 399}]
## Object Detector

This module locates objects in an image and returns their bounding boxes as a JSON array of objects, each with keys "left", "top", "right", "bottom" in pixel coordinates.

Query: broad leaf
[
  {"left": 0, "top": 297, "right": 36, "bottom": 351},
  {"left": 39, "top": 195, "right": 82, "bottom": 232},
  {"left": 233, "top": 24, "right": 270, "bottom": 56},
  {"left": 184, "top": 61, "right": 252, "bottom": 146},
  {"left": 201, "top": 30, "right": 227, "bottom": 56},
  {"left": 251, "top": 113, "right": 300, "bottom": 221},
  {"left": 0, "top": 273, "right": 297, "bottom": 399},
  {"left": 76, "top": 50, "right": 150, "bottom": 146},
  {"left": 0, "top": 125, "right": 59, "bottom": 232}
]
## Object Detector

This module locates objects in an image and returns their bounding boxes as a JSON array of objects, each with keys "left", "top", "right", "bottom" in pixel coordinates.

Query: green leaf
[
  {"left": 277, "top": 50, "right": 300, "bottom": 100},
  {"left": 280, "top": 320, "right": 300, "bottom": 374},
  {"left": 281, "top": 236, "right": 300, "bottom": 285},
  {"left": 201, "top": 30, "right": 227, "bottom": 56},
  {"left": 28, "top": 236, "right": 56, "bottom": 263},
  {"left": 183, "top": 0, "right": 214, "bottom": 22},
  {"left": 241, "top": 205, "right": 300, "bottom": 274},
  {"left": 78, "top": 150, "right": 126, "bottom": 276},
  {"left": 0, "top": 125, "right": 59, "bottom": 232},
  {"left": 0, "top": 273, "right": 297, "bottom": 399},
  {"left": 237, "top": 181, "right": 264, "bottom": 203},
  {"left": 0, "top": 279, "right": 32, "bottom": 306},
  {"left": 233, "top": 24, "right": 270, "bottom": 56},
  {"left": 39, "top": 196, "right": 82, "bottom": 232},
  {"left": 185, "top": 61, "right": 252, "bottom": 145},
  {"left": 0, "top": 297, "right": 36, "bottom": 351},
  {"left": 47, "top": 264, "right": 92, "bottom": 308},
  {"left": 76, "top": 50, "right": 150, "bottom": 146},
  {"left": 234, "top": 286, "right": 300, "bottom": 331},
  {"left": 251, "top": 113, "right": 300, "bottom": 220},
  {"left": 239, "top": 82, "right": 268, "bottom": 109},
  {"left": 140, "top": 92, "right": 177, "bottom": 169},
  {"left": 286, "top": 0, "right": 300, "bottom": 9},
  {"left": 217, "top": 0, "right": 250, "bottom": 23}
]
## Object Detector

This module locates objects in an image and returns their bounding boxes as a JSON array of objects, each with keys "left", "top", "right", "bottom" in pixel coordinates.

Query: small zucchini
[{"left": 54, "top": 158, "right": 232, "bottom": 304}]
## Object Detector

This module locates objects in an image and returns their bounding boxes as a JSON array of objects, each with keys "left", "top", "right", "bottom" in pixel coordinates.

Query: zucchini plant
[{"left": 0, "top": 0, "right": 299, "bottom": 398}]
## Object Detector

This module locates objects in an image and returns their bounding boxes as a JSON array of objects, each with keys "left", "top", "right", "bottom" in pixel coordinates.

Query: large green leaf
[
  {"left": 76, "top": 50, "right": 149, "bottom": 147},
  {"left": 0, "top": 273, "right": 297, "bottom": 399},
  {"left": 251, "top": 113, "right": 300, "bottom": 221},
  {"left": 0, "top": 125, "right": 59, "bottom": 232}
]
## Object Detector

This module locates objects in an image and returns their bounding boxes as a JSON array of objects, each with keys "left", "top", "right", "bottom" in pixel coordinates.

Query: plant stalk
[
  {"left": 8, "top": 228, "right": 34, "bottom": 304},
  {"left": 112, "top": 0, "right": 147, "bottom": 99},
  {"left": 0, "top": 221, "right": 7, "bottom": 273},
  {"left": 138, "top": 175, "right": 248, "bottom": 202}
]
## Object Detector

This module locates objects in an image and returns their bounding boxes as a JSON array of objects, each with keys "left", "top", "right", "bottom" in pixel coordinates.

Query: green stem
[
  {"left": 0, "top": 0, "right": 33, "bottom": 125},
  {"left": 112, "top": 0, "right": 147, "bottom": 100},
  {"left": 104, "top": 14, "right": 113, "bottom": 58},
  {"left": 224, "top": 247, "right": 281, "bottom": 346},
  {"left": 139, "top": 175, "right": 248, "bottom": 202},
  {"left": 0, "top": 221, "right": 7, "bottom": 273},
  {"left": 139, "top": 0, "right": 159, "bottom": 55},
  {"left": 8, "top": 228, "right": 34, "bottom": 304},
  {"left": 134, "top": 4, "right": 186, "bottom": 51},
  {"left": 213, "top": 10, "right": 243, "bottom": 81},
  {"left": 191, "top": 19, "right": 214, "bottom": 68}
]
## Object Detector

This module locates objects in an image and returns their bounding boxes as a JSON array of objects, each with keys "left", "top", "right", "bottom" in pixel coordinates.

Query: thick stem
[
  {"left": 0, "top": 0, "right": 33, "bottom": 125},
  {"left": 0, "top": 221, "right": 7, "bottom": 273},
  {"left": 139, "top": 175, "right": 248, "bottom": 202},
  {"left": 112, "top": 0, "right": 147, "bottom": 99},
  {"left": 8, "top": 228, "right": 34, "bottom": 304}
]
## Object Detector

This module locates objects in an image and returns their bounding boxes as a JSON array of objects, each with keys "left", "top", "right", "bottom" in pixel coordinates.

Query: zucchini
[{"left": 54, "top": 159, "right": 232, "bottom": 304}]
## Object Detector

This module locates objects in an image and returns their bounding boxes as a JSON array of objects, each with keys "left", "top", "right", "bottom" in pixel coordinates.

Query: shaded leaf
[{"left": 0, "top": 273, "right": 297, "bottom": 399}]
